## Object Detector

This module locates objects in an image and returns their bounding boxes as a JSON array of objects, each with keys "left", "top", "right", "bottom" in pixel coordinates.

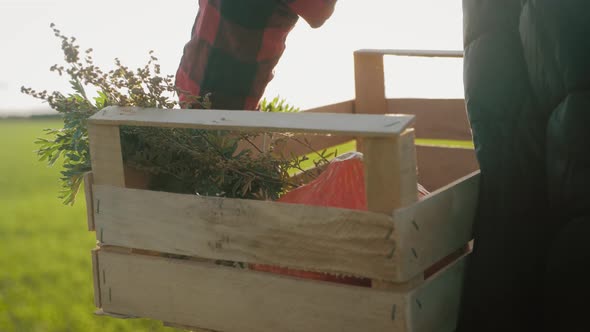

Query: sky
[{"left": 0, "top": 0, "right": 463, "bottom": 116}]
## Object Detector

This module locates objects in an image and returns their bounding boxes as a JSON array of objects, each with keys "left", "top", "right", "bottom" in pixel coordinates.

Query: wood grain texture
[
  {"left": 354, "top": 52, "right": 387, "bottom": 115},
  {"left": 363, "top": 129, "right": 418, "bottom": 215},
  {"left": 387, "top": 98, "right": 471, "bottom": 140},
  {"left": 272, "top": 99, "right": 356, "bottom": 156},
  {"left": 89, "top": 107, "right": 414, "bottom": 138},
  {"left": 91, "top": 171, "right": 478, "bottom": 283},
  {"left": 92, "top": 185, "right": 402, "bottom": 280},
  {"left": 302, "top": 99, "right": 355, "bottom": 114},
  {"left": 87, "top": 124, "right": 125, "bottom": 187},
  {"left": 96, "top": 249, "right": 465, "bottom": 332},
  {"left": 164, "top": 322, "right": 220, "bottom": 332},
  {"left": 275, "top": 100, "right": 354, "bottom": 157},
  {"left": 97, "top": 249, "right": 411, "bottom": 332},
  {"left": 91, "top": 248, "right": 101, "bottom": 308},
  {"left": 416, "top": 146, "right": 479, "bottom": 192},
  {"left": 408, "top": 256, "right": 466, "bottom": 332},
  {"left": 94, "top": 309, "right": 136, "bottom": 319},
  {"left": 84, "top": 172, "right": 95, "bottom": 231},
  {"left": 355, "top": 49, "right": 463, "bottom": 58},
  {"left": 392, "top": 172, "right": 479, "bottom": 281}
]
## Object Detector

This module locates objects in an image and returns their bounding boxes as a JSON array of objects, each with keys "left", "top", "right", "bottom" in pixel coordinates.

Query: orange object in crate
[
  {"left": 250, "top": 153, "right": 429, "bottom": 285},
  {"left": 280, "top": 152, "right": 368, "bottom": 210}
]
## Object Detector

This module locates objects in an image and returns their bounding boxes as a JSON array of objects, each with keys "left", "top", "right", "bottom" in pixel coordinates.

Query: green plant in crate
[
  {"left": 23, "top": 24, "right": 330, "bottom": 205},
  {"left": 259, "top": 96, "right": 300, "bottom": 113}
]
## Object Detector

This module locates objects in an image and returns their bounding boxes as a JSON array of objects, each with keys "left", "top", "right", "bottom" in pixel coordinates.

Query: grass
[
  {"left": 415, "top": 138, "right": 474, "bottom": 149},
  {"left": 0, "top": 119, "right": 179, "bottom": 332}
]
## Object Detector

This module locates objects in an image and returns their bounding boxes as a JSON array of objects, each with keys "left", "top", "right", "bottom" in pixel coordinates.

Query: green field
[{"left": 0, "top": 119, "right": 179, "bottom": 332}]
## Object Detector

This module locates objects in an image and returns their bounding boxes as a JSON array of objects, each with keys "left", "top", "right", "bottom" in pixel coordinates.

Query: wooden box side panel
[
  {"left": 87, "top": 124, "right": 125, "bottom": 187},
  {"left": 91, "top": 171, "right": 478, "bottom": 283},
  {"left": 393, "top": 172, "right": 478, "bottom": 282},
  {"left": 91, "top": 248, "right": 102, "bottom": 308},
  {"left": 416, "top": 145, "right": 479, "bottom": 192},
  {"left": 84, "top": 172, "right": 96, "bottom": 231},
  {"left": 276, "top": 98, "right": 472, "bottom": 159},
  {"left": 387, "top": 98, "right": 471, "bottom": 141},
  {"left": 96, "top": 249, "right": 410, "bottom": 332},
  {"left": 95, "top": 250, "right": 465, "bottom": 332},
  {"left": 408, "top": 256, "right": 466, "bottom": 332},
  {"left": 92, "top": 185, "right": 401, "bottom": 281}
]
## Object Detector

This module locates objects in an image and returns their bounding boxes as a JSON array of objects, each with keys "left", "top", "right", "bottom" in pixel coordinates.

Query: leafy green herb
[{"left": 23, "top": 24, "right": 328, "bottom": 205}]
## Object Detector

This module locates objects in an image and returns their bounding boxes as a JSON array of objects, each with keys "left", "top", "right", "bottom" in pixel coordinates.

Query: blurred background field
[{"left": 0, "top": 118, "right": 178, "bottom": 332}]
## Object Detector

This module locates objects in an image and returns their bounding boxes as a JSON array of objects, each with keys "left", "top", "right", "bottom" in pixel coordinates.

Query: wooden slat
[
  {"left": 89, "top": 107, "right": 414, "bottom": 138},
  {"left": 387, "top": 98, "right": 465, "bottom": 114},
  {"left": 91, "top": 248, "right": 101, "bottom": 308},
  {"left": 97, "top": 250, "right": 409, "bottom": 332},
  {"left": 302, "top": 99, "right": 355, "bottom": 114},
  {"left": 280, "top": 98, "right": 470, "bottom": 157},
  {"left": 416, "top": 146, "right": 479, "bottom": 192},
  {"left": 408, "top": 256, "right": 466, "bottom": 332},
  {"left": 263, "top": 100, "right": 356, "bottom": 157},
  {"left": 387, "top": 98, "right": 471, "bottom": 140},
  {"left": 97, "top": 249, "right": 464, "bottom": 332},
  {"left": 94, "top": 309, "right": 136, "bottom": 319},
  {"left": 371, "top": 274, "right": 424, "bottom": 292},
  {"left": 92, "top": 185, "right": 402, "bottom": 281},
  {"left": 84, "top": 172, "right": 95, "bottom": 231},
  {"left": 363, "top": 129, "right": 418, "bottom": 215},
  {"left": 355, "top": 49, "right": 463, "bottom": 58},
  {"left": 164, "top": 322, "right": 220, "bottom": 332},
  {"left": 87, "top": 124, "right": 125, "bottom": 187},
  {"left": 354, "top": 52, "right": 387, "bottom": 115},
  {"left": 392, "top": 172, "right": 479, "bottom": 282}
]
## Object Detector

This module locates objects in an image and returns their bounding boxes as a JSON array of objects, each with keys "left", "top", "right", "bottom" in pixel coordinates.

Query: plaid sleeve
[
  {"left": 281, "top": 0, "right": 337, "bottom": 28},
  {"left": 176, "top": 0, "right": 300, "bottom": 110}
]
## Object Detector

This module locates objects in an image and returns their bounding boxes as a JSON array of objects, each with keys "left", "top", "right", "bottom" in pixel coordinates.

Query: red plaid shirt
[{"left": 175, "top": 0, "right": 336, "bottom": 110}]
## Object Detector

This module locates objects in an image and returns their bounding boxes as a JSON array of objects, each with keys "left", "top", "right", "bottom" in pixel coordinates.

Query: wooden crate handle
[
  {"left": 88, "top": 107, "right": 413, "bottom": 137},
  {"left": 355, "top": 49, "right": 463, "bottom": 58},
  {"left": 354, "top": 51, "right": 420, "bottom": 215},
  {"left": 87, "top": 106, "right": 415, "bottom": 189}
]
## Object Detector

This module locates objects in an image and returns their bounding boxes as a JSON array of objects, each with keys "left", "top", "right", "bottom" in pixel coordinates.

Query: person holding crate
[{"left": 175, "top": 0, "right": 337, "bottom": 110}]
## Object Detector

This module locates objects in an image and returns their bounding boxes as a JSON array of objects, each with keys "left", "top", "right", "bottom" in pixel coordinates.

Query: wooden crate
[{"left": 84, "top": 49, "right": 479, "bottom": 332}]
